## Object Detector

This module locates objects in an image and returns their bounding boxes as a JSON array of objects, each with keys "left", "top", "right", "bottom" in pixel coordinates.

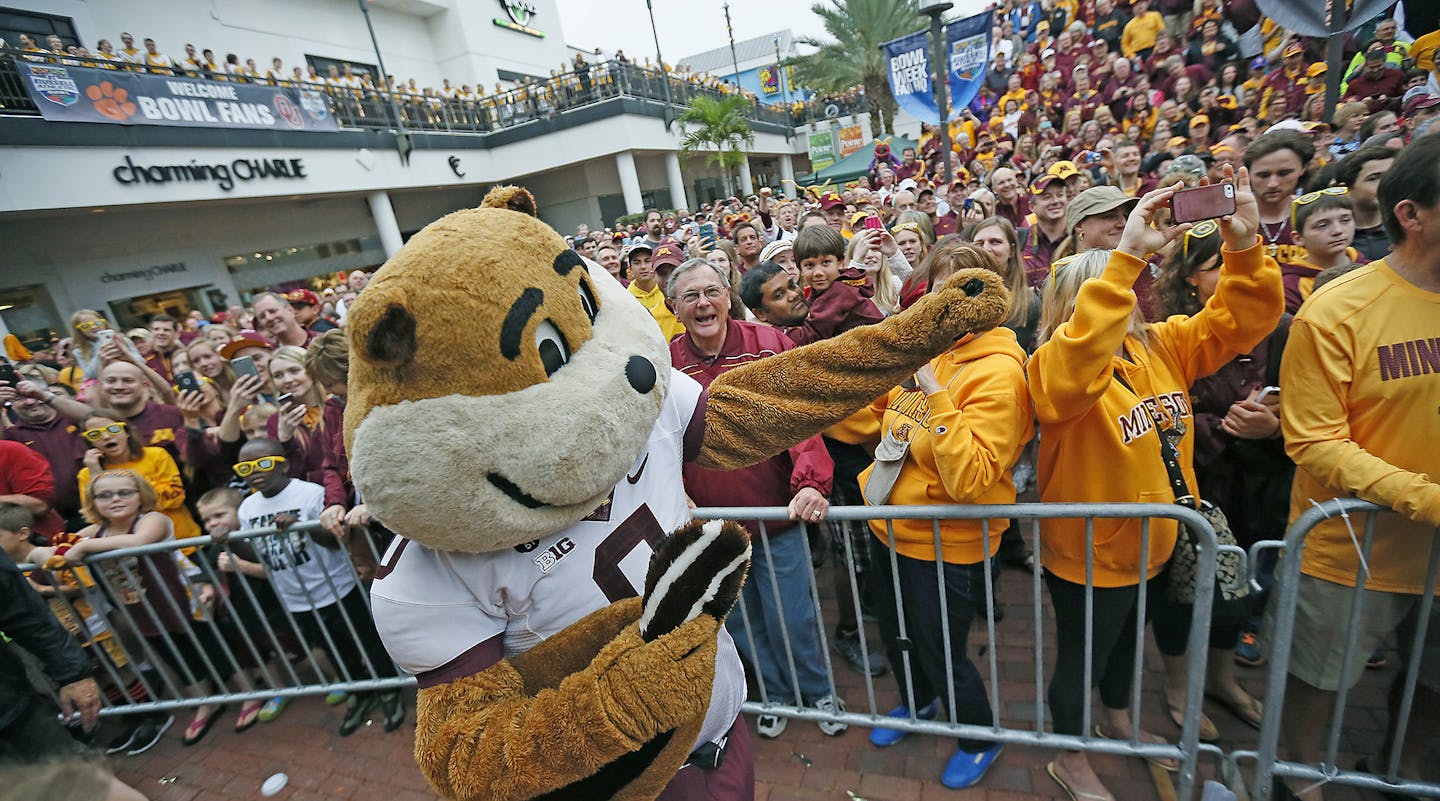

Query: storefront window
[
  {"left": 226, "top": 236, "right": 384, "bottom": 297},
  {"left": 0, "top": 284, "right": 63, "bottom": 352}
]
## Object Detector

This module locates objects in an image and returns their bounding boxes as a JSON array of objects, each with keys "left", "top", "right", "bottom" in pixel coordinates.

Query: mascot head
[{"left": 344, "top": 186, "right": 670, "bottom": 552}]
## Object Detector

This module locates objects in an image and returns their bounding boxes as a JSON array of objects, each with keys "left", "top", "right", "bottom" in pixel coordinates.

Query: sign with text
[
  {"left": 808, "top": 130, "right": 836, "bottom": 171},
  {"left": 881, "top": 10, "right": 993, "bottom": 125},
  {"left": 838, "top": 124, "right": 865, "bottom": 157},
  {"left": 18, "top": 62, "right": 338, "bottom": 131}
]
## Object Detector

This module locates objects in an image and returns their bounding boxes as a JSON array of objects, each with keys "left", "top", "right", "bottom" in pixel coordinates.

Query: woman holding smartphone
[
  {"left": 265, "top": 345, "right": 326, "bottom": 486},
  {"left": 1028, "top": 167, "right": 1282, "bottom": 801}
]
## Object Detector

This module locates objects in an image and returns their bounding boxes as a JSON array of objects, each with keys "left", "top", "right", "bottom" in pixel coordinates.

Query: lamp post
[
  {"left": 773, "top": 33, "right": 790, "bottom": 107},
  {"left": 357, "top": 0, "right": 411, "bottom": 164},
  {"left": 645, "top": 0, "right": 674, "bottom": 131},
  {"left": 723, "top": 1, "right": 741, "bottom": 88},
  {"left": 919, "top": 0, "right": 953, "bottom": 187}
]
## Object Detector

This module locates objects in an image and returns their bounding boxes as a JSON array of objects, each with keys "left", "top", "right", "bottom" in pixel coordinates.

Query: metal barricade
[
  {"left": 23, "top": 521, "right": 414, "bottom": 718},
  {"left": 693, "top": 502, "right": 1228, "bottom": 800},
  {"left": 1238, "top": 499, "right": 1440, "bottom": 800}
]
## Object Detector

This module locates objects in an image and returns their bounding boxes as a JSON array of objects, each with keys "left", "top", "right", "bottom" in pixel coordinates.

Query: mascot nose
[
  {"left": 626, "top": 356, "right": 657, "bottom": 394},
  {"left": 963, "top": 278, "right": 984, "bottom": 296}
]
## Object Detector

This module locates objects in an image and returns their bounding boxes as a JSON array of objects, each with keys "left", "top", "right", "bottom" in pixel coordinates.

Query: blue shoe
[
  {"left": 868, "top": 701, "right": 938, "bottom": 747},
  {"left": 941, "top": 743, "right": 1002, "bottom": 789}
]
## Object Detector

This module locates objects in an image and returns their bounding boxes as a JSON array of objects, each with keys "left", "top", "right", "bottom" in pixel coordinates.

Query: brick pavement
[{"left": 110, "top": 544, "right": 1399, "bottom": 801}]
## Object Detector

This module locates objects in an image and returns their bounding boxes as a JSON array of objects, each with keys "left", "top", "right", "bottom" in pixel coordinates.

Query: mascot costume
[{"left": 343, "top": 186, "right": 1011, "bottom": 801}]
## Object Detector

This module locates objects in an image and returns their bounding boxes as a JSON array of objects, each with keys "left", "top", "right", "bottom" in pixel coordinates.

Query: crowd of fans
[
  {"left": 2, "top": 30, "right": 774, "bottom": 129},
  {"left": 3, "top": 2, "right": 1440, "bottom": 799}
]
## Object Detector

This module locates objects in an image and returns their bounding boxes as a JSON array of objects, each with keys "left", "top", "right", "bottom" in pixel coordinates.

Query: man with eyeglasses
[
  {"left": 665, "top": 258, "right": 847, "bottom": 740},
  {"left": 1, "top": 372, "right": 94, "bottom": 531}
]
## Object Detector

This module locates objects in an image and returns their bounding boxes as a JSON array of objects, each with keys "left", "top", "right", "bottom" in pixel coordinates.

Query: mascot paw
[{"left": 640, "top": 520, "right": 751, "bottom": 641}]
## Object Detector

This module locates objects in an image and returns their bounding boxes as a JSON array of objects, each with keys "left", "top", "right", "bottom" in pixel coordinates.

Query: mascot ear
[
  {"left": 482, "top": 185, "right": 539, "bottom": 217},
  {"left": 361, "top": 303, "right": 418, "bottom": 367}
]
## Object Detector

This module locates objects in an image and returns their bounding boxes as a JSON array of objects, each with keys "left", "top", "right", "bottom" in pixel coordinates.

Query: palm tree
[
  {"left": 792, "top": 0, "right": 922, "bottom": 136},
  {"left": 678, "top": 94, "right": 755, "bottom": 197}
]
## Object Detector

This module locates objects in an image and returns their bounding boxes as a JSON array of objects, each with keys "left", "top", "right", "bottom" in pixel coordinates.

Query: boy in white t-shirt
[{"left": 233, "top": 438, "right": 403, "bottom": 736}]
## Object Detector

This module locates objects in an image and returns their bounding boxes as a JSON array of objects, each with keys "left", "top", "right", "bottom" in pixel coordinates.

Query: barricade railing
[
  {"left": 693, "top": 502, "right": 1226, "bottom": 800},
  {"left": 21, "top": 520, "right": 414, "bottom": 718},
  {"left": 1236, "top": 499, "right": 1440, "bottom": 800},
  {"left": 21, "top": 503, "right": 1240, "bottom": 799}
]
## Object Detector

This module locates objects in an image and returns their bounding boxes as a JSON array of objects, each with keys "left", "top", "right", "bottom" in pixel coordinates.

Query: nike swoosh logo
[{"left": 626, "top": 454, "right": 649, "bottom": 484}]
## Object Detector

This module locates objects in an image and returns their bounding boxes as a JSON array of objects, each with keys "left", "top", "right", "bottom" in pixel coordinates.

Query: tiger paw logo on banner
[{"left": 87, "top": 81, "right": 137, "bottom": 122}]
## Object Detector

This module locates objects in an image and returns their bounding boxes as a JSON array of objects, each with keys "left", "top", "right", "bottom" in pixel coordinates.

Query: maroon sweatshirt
[{"left": 671, "top": 319, "right": 833, "bottom": 537}]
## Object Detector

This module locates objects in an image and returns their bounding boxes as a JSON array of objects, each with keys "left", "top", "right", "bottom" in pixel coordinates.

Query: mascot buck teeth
[{"left": 343, "top": 186, "right": 1012, "bottom": 801}]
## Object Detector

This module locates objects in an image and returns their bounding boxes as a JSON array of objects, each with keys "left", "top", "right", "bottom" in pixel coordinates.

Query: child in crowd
[
  {"left": 229, "top": 438, "right": 404, "bottom": 736},
  {"left": 1281, "top": 188, "right": 1361, "bottom": 312},
  {"left": 790, "top": 222, "right": 890, "bottom": 678}
]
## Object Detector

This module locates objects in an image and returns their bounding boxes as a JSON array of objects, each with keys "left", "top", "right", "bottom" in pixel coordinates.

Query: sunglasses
[
  {"left": 93, "top": 488, "right": 139, "bottom": 502},
  {"left": 233, "top": 456, "right": 287, "bottom": 478},
  {"left": 82, "top": 422, "right": 127, "bottom": 442},
  {"left": 77, "top": 320, "right": 106, "bottom": 333},
  {"left": 1291, "top": 186, "right": 1348, "bottom": 226},
  {"left": 1181, "top": 219, "right": 1221, "bottom": 259}
]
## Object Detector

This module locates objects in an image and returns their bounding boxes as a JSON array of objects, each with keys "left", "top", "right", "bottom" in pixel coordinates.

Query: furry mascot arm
[
  {"left": 695, "top": 268, "right": 1010, "bottom": 471},
  {"left": 411, "top": 522, "right": 751, "bottom": 801}
]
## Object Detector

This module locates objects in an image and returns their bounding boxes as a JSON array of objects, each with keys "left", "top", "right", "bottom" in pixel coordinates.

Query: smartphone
[
  {"left": 95, "top": 329, "right": 116, "bottom": 348},
  {"left": 1255, "top": 386, "right": 1280, "bottom": 403},
  {"left": 174, "top": 370, "right": 202, "bottom": 393},
  {"left": 277, "top": 392, "right": 295, "bottom": 410},
  {"left": 863, "top": 215, "right": 883, "bottom": 231},
  {"left": 0, "top": 362, "right": 17, "bottom": 386},
  {"left": 1170, "top": 183, "right": 1236, "bottom": 224},
  {"left": 230, "top": 355, "right": 259, "bottom": 379}
]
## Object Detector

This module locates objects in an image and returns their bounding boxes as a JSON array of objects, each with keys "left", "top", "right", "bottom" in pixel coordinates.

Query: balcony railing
[{"left": 0, "top": 52, "right": 803, "bottom": 136}]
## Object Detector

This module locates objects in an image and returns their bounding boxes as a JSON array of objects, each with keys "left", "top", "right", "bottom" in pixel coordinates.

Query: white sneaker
[
  {"left": 812, "top": 694, "right": 848, "bottom": 736},
  {"left": 756, "top": 713, "right": 788, "bottom": 739}
]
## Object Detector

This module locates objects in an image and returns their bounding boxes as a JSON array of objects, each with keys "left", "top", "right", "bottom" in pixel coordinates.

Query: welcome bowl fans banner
[
  {"left": 18, "top": 62, "right": 339, "bottom": 132},
  {"left": 882, "top": 10, "right": 993, "bottom": 125}
]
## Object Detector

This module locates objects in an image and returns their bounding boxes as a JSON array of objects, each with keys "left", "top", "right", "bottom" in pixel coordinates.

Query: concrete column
[
  {"left": 737, "top": 156, "right": 754, "bottom": 195},
  {"left": 615, "top": 151, "right": 644, "bottom": 215},
  {"left": 664, "top": 151, "right": 690, "bottom": 212},
  {"left": 368, "top": 191, "right": 404, "bottom": 260},
  {"left": 779, "top": 154, "right": 796, "bottom": 198}
]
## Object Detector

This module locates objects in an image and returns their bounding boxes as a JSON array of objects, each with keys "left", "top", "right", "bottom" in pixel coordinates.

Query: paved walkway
[{"left": 111, "top": 542, "right": 1400, "bottom": 801}]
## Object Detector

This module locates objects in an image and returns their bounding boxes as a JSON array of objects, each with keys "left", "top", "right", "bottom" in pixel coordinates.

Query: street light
[
  {"left": 773, "top": 33, "right": 790, "bottom": 107},
  {"left": 357, "top": 0, "right": 411, "bottom": 164},
  {"left": 919, "top": 0, "right": 953, "bottom": 187},
  {"left": 645, "top": 0, "right": 674, "bottom": 131},
  {"left": 723, "top": 1, "right": 741, "bottom": 87}
]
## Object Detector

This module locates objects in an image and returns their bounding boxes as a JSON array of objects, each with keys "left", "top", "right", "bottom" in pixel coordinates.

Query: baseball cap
[
  {"left": 624, "top": 241, "right": 655, "bottom": 261},
  {"left": 1283, "top": 43, "right": 1304, "bottom": 59},
  {"left": 1047, "top": 160, "right": 1081, "bottom": 181},
  {"left": 1305, "top": 63, "right": 1326, "bottom": 78},
  {"left": 759, "top": 240, "right": 792, "bottom": 263},
  {"left": 220, "top": 330, "right": 272, "bottom": 360},
  {"left": 1041, "top": 48, "right": 1057, "bottom": 59},
  {"left": 818, "top": 192, "right": 846, "bottom": 210},
  {"left": 651, "top": 241, "right": 684, "bottom": 270},
  {"left": 1402, "top": 88, "right": 1440, "bottom": 115},
  {"left": 1065, "top": 186, "right": 1138, "bottom": 232},
  {"left": 1031, "top": 173, "right": 1066, "bottom": 194},
  {"left": 897, "top": 178, "right": 918, "bottom": 192},
  {"left": 283, "top": 288, "right": 320, "bottom": 308},
  {"left": 1167, "top": 136, "right": 1188, "bottom": 150},
  {"left": 1190, "top": 114, "right": 1210, "bottom": 127}
]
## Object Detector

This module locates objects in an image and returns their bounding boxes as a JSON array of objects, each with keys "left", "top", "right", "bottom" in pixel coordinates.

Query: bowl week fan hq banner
[
  {"left": 882, "top": 9, "right": 993, "bottom": 126},
  {"left": 17, "top": 61, "right": 339, "bottom": 132}
]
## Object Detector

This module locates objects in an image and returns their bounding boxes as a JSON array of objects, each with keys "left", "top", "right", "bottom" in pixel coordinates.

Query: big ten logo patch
[{"left": 533, "top": 537, "right": 576, "bottom": 574}]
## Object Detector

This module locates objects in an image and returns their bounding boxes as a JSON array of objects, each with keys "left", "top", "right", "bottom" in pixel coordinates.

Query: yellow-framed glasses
[
  {"left": 76, "top": 319, "right": 107, "bottom": 333},
  {"left": 1182, "top": 219, "right": 1221, "bottom": 259},
  {"left": 1291, "top": 186, "right": 1348, "bottom": 226},
  {"left": 82, "top": 422, "right": 126, "bottom": 442},
  {"left": 233, "top": 456, "right": 287, "bottom": 478}
]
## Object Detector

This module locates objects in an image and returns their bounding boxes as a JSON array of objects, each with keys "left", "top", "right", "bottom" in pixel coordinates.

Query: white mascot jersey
[{"left": 371, "top": 369, "right": 745, "bottom": 749}]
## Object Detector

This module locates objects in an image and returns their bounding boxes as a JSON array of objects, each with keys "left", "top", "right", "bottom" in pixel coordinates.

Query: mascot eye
[
  {"left": 534, "top": 319, "right": 571, "bottom": 376},
  {"left": 578, "top": 278, "right": 600, "bottom": 323}
]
